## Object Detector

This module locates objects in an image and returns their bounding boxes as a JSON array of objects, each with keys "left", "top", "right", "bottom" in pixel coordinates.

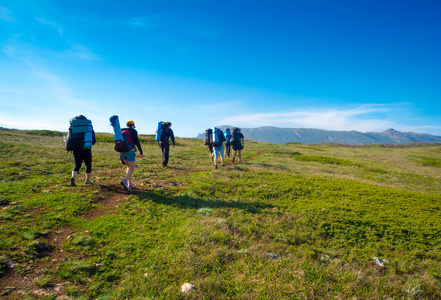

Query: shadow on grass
[
  {"left": 136, "top": 190, "right": 275, "bottom": 214},
  {"left": 97, "top": 181, "right": 274, "bottom": 213},
  {"left": 97, "top": 184, "right": 136, "bottom": 195},
  {"left": 242, "top": 162, "right": 292, "bottom": 172}
]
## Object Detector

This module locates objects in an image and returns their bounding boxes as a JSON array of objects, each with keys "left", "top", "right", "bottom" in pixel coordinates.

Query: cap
[{"left": 127, "top": 120, "right": 135, "bottom": 128}]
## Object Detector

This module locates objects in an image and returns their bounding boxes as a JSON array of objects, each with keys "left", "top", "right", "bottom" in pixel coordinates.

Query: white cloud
[{"left": 219, "top": 104, "right": 405, "bottom": 133}]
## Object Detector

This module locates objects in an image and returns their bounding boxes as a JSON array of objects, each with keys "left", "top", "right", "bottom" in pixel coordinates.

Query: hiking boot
[
  {"left": 70, "top": 177, "right": 76, "bottom": 187},
  {"left": 128, "top": 182, "right": 133, "bottom": 190},
  {"left": 215, "top": 165, "right": 218, "bottom": 169},
  {"left": 85, "top": 180, "right": 93, "bottom": 185},
  {"left": 222, "top": 164, "right": 225, "bottom": 167},
  {"left": 121, "top": 179, "right": 129, "bottom": 191}
]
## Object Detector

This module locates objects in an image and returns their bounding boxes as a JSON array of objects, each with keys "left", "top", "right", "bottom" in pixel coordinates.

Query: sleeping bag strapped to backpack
[
  {"left": 65, "top": 115, "right": 93, "bottom": 151},
  {"left": 224, "top": 128, "right": 231, "bottom": 143},
  {"left": 212, "top": 127, "right": 220, "bottom": 143},
  {"left": 84, "top": 120, "right": 93, "bottom": 149},
  {"left": 204, "top": 128, "right": 213, "bottom": 145},
  {"left": 155, "top": 121, "right": 163, "bottom": 141}
]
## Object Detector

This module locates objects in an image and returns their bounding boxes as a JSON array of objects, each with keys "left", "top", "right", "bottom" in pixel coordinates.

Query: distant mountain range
[{"left": 196, "top": 126, "right": 441, "bottom": 145}]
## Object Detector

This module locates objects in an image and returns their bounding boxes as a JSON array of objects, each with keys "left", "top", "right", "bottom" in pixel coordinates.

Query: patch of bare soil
[{"left": 0, "top": 226, "right": 78, "bottom": 299}]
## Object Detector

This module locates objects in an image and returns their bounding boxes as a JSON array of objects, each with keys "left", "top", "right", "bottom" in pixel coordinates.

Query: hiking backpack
[
  {"left": 213, "top": 127, "right": 226, "bottom": 145},
  {"left": 114, "top": 128, "right": 134, "bottom": 152},
  {"left": 213, "top": 128, "right": 226, "bottom": 148},
  {"left": 231, "top": 128, "right": 240, "bottom": 142},
  {"left": 65, "top": 115, "right": 92, "bottom": 151},
  {"left": 204, "top": 128, "right": 213, "bottom": 145},
  {"left": 156, "top": 121, "right": 168, "bottom": 141}
]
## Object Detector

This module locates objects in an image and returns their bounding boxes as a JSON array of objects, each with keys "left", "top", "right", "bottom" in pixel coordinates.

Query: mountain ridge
[{"left": 197, "top": 126, "right": 441, "bottom": 145}]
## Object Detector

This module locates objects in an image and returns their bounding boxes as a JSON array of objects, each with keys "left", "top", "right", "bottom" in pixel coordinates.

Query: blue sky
[{"left": 1, "top": 0, "right": 440, "bottom": 138}]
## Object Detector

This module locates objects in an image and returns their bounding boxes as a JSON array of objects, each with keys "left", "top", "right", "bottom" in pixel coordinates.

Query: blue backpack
[
  {"left": 213, "top": 128, "right": 226, "bottom": 147},
  {"left": 65, "top": 115, "right": 93, "bottom": 151},
  {"left": 156, "top": 121, "right": 168, "bottom": 141},
  {"left": 224, "top": 128, "right": 231, "bottom": 143}
]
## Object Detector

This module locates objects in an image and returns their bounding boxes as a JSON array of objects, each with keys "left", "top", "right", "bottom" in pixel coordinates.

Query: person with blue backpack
[
  {"left": 157, "top": 122, "right": 175, "bottom": 167},
  {"left": 224, "top": 128, "right": 232, "bottom": 157},
  {"left": 66, "top": 115, "right": 96, "bottom": 186},
  {"left": 119, "top": 120, "right": 143, "bottom": 190},
  {"left": 231, "top": 127, "right": 245, "bottom": 164},
  {"left": 212, "top": 127, "right": 226, "bottom": 169}
]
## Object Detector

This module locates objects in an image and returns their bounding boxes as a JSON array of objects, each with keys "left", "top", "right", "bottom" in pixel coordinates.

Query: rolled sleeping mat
[
  {"left": 224, "top": 128, "right": 231, "bottom": 143},
  {"left": 213, "top": 127, "right": 219, "bottom": 143},
  {"left": 84, "top": 120, "right": 93, "bottom": 149},
  {"left": 109, "top": 115, "right": 123, "bottom": 141},
  {"left": 155, "top": 121, "right": 163, "bottom": 141}
]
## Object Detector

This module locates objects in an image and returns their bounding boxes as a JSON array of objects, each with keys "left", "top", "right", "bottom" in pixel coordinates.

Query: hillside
[
  {"left": 197, "top": 126, "right": 441, "bottom": 145},
  {"left": 1, "top": 128, "right": 441, "bottom": 299}
]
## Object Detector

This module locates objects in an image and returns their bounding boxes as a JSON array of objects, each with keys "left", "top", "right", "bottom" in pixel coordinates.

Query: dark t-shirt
[{"left": 233, "top": 132, "right": 244, "bottom": 144}]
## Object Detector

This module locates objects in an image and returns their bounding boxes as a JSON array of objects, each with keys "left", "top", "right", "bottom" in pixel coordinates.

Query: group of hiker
[
  {"left": 204, "top": 127, "right": 245, "bottom": 169},
  {"left": 65, "top": 115, "right": 244, "bottom": 191}
]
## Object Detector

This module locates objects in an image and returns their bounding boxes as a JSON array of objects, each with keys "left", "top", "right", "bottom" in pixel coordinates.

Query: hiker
[
  {"left": 204, "top": 128, "right": 214, "bottom": 161},
  {"left": 158, "top": 122, "right": 175, "bottom": 167},
  {"left": 119, "top": 120, "right": 143, "bottom": 190},
  {"left": 212, "top": 127, "right": 226, "bottom": 168},
  {"left": 224, "top": 128, "right": 232, "bottom": 157},
  {"left": 66, "top": 115, "right": 96, "bottom": 186},
  {"left": 231, "top": 127, "right": 245, "bottom": 164}
]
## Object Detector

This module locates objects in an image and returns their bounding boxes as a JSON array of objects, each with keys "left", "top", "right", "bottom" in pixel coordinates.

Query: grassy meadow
[{"left": 0, "top": 128, "right": 440, "bottom": 299}]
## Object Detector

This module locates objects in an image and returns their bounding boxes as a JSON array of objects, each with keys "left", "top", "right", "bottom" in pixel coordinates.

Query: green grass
[
  {"left": 293, "top": 154, "right": 360, "bottom": 166},
  {"left": 1, "top": 128, "right": 441, "bottom": 299}
]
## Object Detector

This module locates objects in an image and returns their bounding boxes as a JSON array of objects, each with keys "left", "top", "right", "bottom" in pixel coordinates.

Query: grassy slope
[{"left": 0, "top": 129, "right": 440, "bottom": 299}]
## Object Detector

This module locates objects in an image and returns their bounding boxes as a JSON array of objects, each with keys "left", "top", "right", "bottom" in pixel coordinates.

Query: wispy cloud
[
  {"left": 64, "top": 44, "right": 102, "bottom": 61},
  {"left": 35, "top": 17, "right": 64, "bottom": 36},
  {"left": 219, "top": 104, "right": 411, "bottom": 133},
  {"left": 0, "top": 5, "right": 14, "bottom": 22}
]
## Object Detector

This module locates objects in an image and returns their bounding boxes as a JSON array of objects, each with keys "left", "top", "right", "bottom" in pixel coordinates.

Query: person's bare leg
[
  {"left": 125, "top": 161, "right": 136, "bottom": 183},
  {"left": 71, "top": 171, "right": 78, "bottom": 186}
]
